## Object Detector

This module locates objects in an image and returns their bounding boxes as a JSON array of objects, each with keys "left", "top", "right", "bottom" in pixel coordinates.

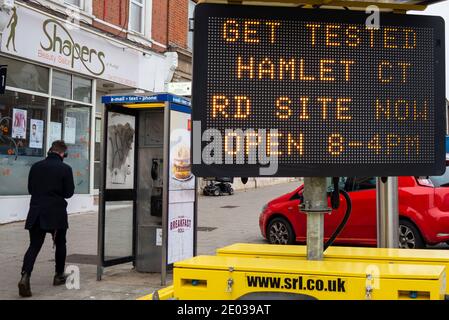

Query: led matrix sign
[{"left": 192, "top": 4, "right": 445, "bottom": 177}]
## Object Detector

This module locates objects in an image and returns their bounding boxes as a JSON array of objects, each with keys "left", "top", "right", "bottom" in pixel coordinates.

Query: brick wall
[
  {"left": 168, "top": 0, "right": 189, "bottom": 49},
  {"left": 89, "top": 0, "right": 191, "bottom": 51},
  {"left": 152, "top": 0, "right": 168, "bottom": 45},
  {"left": 92, "top": 0, "right": 129, "bottom": 38},
  {"left": 151, "top": 0, "right": 168, "bottom": 52}
]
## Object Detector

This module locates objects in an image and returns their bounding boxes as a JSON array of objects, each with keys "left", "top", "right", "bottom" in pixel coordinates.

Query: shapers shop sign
[
  {"left": 40, "top": 19, "right": 106, "bottom": 76},
  {"left": 0, "top": 5, "right": 166, "bottom": 91}
]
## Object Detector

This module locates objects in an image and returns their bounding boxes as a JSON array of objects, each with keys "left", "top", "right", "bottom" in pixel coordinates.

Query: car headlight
[{"left": 262, "top": 204, "right": 268, "bottom": 213}]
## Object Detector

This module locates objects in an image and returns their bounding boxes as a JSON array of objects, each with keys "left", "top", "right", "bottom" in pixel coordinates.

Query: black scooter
[{"left": 203, "top": 178, "right": 234, "bottom": 196}]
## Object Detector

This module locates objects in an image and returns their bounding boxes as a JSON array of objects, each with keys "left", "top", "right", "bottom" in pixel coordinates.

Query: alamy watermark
[
  {"left": 193, "top": 121, "right": 279, "bottom": 176},
  {"left": 365, "top": 264, "right": 381, "bottom": 299},
  {"left": 65, "top": 265, "right": 80, "bottom": 290},
  {"left": 366, "top": 5, "right": 380, "bottom": 30}
]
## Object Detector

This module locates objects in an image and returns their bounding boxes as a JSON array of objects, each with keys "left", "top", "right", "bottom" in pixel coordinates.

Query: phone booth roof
[{"left": 101, "top": 93, "right": 191, "bottom": 109}]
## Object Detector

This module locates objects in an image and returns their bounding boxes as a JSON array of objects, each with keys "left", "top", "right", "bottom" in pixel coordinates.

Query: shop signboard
[{"left": 0, "top": 5, "right": 169, "bottom": 92}]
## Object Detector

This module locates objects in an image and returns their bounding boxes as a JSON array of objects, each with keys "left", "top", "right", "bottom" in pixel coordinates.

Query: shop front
[{"left": 0, "top": 3, "right": 175, "bottom": 224}]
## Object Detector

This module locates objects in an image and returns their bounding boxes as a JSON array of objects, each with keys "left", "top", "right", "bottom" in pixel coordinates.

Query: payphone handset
[
  {"left": 151, "top": 158, "right": 163, "bottom": 217},
  {"left": 151, "top": 159, "right": 163, "bottom": 188}
]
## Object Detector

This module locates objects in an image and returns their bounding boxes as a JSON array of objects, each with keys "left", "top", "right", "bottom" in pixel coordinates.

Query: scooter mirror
[{"left": 241, "top": 177, "right": 248, "bottom": 185}]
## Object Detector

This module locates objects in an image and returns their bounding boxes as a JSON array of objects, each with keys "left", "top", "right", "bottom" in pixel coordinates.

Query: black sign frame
[
  {"left": 192, "top": 4, "right": 446, "bottom": 177},
  {"left": 0, "top": 65, "right": 7, "bottom": 95}
]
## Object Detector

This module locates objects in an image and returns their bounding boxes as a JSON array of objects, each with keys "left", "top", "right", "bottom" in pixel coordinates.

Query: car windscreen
[{"left": 429, "top": 166, "right": 449, "bottom": 187}]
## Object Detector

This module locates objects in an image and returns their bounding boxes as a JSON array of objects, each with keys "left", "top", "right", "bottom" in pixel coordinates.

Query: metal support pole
[
  {"left": 376, "top": 177, "right": 399, "bottom": 248},
  {"left": 96, "top": 103, "right": 107, "bottom": 281},
  {"left": 302, "top": 177, "right": 330, "bottom": 260},
  {"left": 161, "top": 102, "right": 170, "bottom": 286}
]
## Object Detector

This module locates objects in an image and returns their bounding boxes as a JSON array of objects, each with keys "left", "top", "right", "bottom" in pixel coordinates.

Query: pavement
[{"left": 0, "top": 181, "right": 300, "bottom": 300}]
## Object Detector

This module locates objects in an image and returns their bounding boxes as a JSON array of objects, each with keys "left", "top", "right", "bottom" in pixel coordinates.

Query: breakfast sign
[{"left": 191, "top": 4, "right": 446, "bottom": 177}]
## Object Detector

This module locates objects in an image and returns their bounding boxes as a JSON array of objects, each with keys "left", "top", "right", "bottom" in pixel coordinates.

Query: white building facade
[{"left": 0, "top": 1, "right": 176, "bottom": 224}]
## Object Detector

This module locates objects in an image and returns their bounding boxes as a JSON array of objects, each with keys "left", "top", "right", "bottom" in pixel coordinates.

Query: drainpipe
[
  {"left": 166, "top": 0, "right": 170, "bottom": 48},
  {"left": 103, "top": 0, "right": 107, "bottom": 21},
  {"left": 119, "top": 0, "right": 122, "bottom": 26}
]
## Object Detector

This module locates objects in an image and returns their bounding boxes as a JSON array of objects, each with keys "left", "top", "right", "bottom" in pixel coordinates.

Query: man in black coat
[{"left": 18, "top": 140, "right": 75, "bottom": 298}]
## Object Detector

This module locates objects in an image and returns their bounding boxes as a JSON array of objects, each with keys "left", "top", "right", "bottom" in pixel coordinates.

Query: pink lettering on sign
[
  {"left": 37, "top": 49, "right": 56, "bottom": 63},
  {"left": 57, "top": 55, "right": 71, "bottom": 66},
  {"left": 170, "top": 217, "right": 192, "bottom": 233}
]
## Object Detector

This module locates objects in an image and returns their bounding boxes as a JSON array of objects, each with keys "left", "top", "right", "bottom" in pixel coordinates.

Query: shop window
[
  {"left": 94, "top": 117, "right": 101, "bottom": 189},
  {"left": 130, "top": 0, "right": 144, "bottom": 34},
  {"left": 73, "top": 76, "right": 92, "bottom": 103},
  {"left": 51, "top": 99, "right": 91, "bottom": 194},
  {"left": 0, "top": 91, "right": 48, "bottom": 195},
  {"left": 52, "top": 71, "right": 72, "bottom": 100},
  {"left": 0, "top": 56, "right": 49, "bottom": 94},
  {"left": 52, "top": 71, "right": 92, "bottom": 103}
]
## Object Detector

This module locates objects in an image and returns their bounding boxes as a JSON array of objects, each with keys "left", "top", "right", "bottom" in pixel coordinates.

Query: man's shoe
[
  {"left": 53, "top": 273, "right": 68, "bottom": 286},
  {"left": 18, "top": 272, "right": 32, "bottom": 298}
]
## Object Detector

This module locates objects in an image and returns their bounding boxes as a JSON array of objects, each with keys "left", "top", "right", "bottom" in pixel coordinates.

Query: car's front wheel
[
  {"left": 399, "top": 220, "right": 425, "bottom": 249},
  {"left": 267, "top": 217, "right": 295, "bottom": 245}
]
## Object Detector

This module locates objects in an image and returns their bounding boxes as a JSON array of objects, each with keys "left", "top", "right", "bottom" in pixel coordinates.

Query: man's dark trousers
[{"left": 22, "top": 221, "right": 67, "bottom": 275}]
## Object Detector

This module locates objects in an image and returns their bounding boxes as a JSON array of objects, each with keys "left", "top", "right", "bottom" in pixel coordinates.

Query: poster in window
[
  {"left": 169, "top": 110, "right": 194, "bottom": 191},
  {"left": 106, "top": 112, "right": 135, "bottom": 189},
  {"left": 49, "top": 122, "right": 62, "bottom": 145},
  {"left": 64, "top": 116, "right": 76, "bottom": 144},
  {"left": 12, "top": 108, "right": 27, "bottom": 139},
  {"left": 29, "top": 119, "right": 44, "bottom": 149}
]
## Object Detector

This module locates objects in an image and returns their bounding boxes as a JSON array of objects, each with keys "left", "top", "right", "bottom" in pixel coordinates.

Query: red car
[{"left": 259, "top": 174, "right": 449, "bottom": 249}]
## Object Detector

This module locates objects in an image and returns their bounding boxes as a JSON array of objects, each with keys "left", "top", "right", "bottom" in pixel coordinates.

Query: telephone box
[{"left": 97, "top": 94, "right": 197, "bottom": 281}]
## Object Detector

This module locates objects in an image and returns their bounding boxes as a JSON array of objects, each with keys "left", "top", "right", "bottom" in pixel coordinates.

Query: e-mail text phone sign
[{"left": 192, "top": 4, "right": 445, "bottom": 177}]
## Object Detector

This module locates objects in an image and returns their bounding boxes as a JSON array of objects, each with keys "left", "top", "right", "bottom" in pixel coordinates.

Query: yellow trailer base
[
  {"left": 217, "top": 243, "right": 449, "bottom": 295},
  {"left": 143, "top": 254, "right": 446, "bottom": 300}
]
